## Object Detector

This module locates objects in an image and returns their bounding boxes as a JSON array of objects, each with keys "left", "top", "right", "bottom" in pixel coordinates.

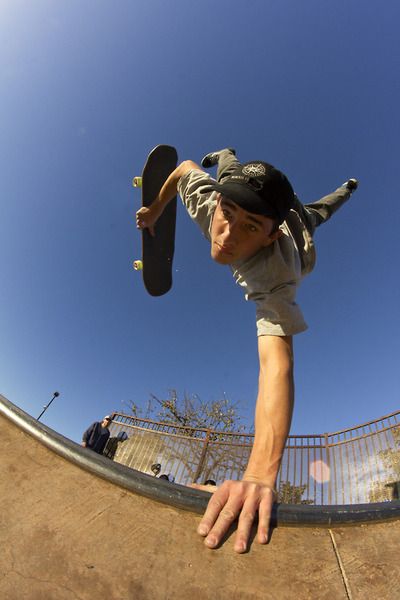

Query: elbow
[
  {"left": 179, "top": 160, "right": 201, "bottom": 174},
  {"left": 259, "top": 359, "right": 293, "bottom": 382},
  {"left": 259, "top": 342, "right": 294, "bottom": 381}
]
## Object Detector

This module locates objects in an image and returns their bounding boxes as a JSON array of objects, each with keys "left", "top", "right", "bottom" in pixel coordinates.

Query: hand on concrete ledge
[{"left": 190, "top": 479, "right": 276, "bottom": 553}]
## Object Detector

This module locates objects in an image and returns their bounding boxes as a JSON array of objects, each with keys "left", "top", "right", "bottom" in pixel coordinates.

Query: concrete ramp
[{"left": 1, "top": 394, "right": 399, "bottom": 600}]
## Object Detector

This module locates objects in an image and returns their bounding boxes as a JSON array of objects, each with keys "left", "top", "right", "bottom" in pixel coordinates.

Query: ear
[
  {"left": 262, "top": 228, "right": 283, "bottom": 247},
  {"left": 270, "top": 229, "right": 283, "bottom": 241}
]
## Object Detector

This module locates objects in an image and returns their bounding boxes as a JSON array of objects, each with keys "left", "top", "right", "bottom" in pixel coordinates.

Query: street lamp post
[{"left": 37, "top": 391, "right": 60, "bottom": 421}]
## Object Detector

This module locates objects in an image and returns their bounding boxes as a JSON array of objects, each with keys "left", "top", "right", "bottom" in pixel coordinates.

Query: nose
[{"left": 222, "top": 220, "right": 243, "bottom": 244}]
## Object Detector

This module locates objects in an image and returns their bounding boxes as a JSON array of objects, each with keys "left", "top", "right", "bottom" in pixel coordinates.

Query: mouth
[{"left": 215, "top": 242, "right": 234, "bottom": 255}]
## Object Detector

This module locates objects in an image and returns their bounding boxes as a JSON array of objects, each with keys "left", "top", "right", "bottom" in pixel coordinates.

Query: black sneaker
[
  {"left": 201, "top": 148, "right": 236, "bottom": 168},
  {"left": 343, "top": 178, "right": 358, "bottom": 192}
]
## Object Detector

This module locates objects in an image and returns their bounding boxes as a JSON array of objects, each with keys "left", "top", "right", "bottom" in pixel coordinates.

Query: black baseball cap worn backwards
[{"left": 204, "top": 162, "right": 295, "bottom": 224}]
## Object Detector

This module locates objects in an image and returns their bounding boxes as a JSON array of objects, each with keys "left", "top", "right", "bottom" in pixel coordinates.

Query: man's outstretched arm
[
  {"left": 136, "top": 160, "right": 200, "bottom": 234},
  {"left": 82, "top": 422, "right": 96, "bottom": 447},
  {"left": 193, "top": 335, "right": 294, "bottom": 553}
]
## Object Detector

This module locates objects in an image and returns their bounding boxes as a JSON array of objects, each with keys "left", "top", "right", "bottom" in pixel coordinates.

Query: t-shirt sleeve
[
  {"left": 177, "top": 169, "right": 216, "bottom": 238},
  {"left": 253, "top": 283, "right": 308, "bottom": 336}
]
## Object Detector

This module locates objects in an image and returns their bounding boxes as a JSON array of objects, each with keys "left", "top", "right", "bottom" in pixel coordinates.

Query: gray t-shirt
[{"left": 178, "top": 169, "right": 315, "bottom": 336}]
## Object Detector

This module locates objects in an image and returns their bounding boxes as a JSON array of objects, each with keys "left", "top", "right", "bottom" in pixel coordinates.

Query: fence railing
[{"left": 104, "top": 410, "right": 400, "bottom": 505}]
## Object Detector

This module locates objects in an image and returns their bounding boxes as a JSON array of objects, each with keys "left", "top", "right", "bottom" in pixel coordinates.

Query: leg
[
  {"left": 201, "top": 148, "right": 239, "bottom": 182},
  {"left": 216, "top": 149, "right": 241, "bottom": 183},
  {"left": 296, "top": 182, "right": 357, "bottom": 236}
]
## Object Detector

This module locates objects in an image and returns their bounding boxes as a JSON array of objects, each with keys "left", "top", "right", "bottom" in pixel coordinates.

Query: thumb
[{"left": 189, "top": 483, "right": 218, "bottom": 493}]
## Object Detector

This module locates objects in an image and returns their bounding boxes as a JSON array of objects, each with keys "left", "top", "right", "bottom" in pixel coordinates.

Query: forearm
[
  {"left": 82, "top": 429, "right": 90, "bottom": 444},
  {"left": 153, "top": 160, "right": 200, "bottom": 213},
  {"left": 136, "top": 160, "right": 201, "bottom": 232},
  {"left": 244, "top": 336, "right": 294, "bottom": 488}
]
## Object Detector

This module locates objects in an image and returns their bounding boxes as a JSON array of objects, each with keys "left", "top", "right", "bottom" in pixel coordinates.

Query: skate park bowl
[{"left": 1, "top": 393, "right": 400, "bottom": 600}]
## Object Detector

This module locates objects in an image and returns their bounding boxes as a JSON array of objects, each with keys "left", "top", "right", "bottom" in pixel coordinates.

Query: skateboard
[{"left": 133, "top": 145, "right": 178, "bottom": 296}]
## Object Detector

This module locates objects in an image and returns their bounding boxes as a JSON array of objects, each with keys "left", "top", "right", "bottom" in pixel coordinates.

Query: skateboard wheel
[
  {"left": 133, "top": 177, "right": 142, "bottom": 188},
  {"left": 133, "top": 260, "right": 143, "bottom": 271}
]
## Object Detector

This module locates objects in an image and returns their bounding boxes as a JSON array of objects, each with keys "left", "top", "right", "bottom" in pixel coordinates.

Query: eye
[{"left": 246, "top": 223, "right": 258, "bottom": 232}]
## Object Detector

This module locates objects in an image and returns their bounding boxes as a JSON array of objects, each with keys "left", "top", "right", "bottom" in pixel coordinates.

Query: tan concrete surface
[
  {"left": 1, "top": 413, "right": 398, "bottom": 600},
  {"left": 331, "top": 523, "right": 400, "bottom": 599}
]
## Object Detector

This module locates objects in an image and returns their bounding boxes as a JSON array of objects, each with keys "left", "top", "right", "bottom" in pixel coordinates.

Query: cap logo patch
[{"left": 242, "top": 163, "right": 266, "bottom": 177}]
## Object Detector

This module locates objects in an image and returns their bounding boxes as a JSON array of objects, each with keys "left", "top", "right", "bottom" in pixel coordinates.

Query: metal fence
[{"left": 105, "top": 410, "right": 400, "bottom": 505}]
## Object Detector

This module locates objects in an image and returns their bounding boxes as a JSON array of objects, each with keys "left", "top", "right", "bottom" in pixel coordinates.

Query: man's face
[
  {"left": 210, "top": 195, "right": 281, "bottom": 265},
  {"left": 102, "top": 418, "right": 111, "bottom": 428}
]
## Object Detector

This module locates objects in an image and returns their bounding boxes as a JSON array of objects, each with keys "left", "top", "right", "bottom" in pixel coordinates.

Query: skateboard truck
[{"left": 133, "top": 178, "right": 143, "bottom": 269}]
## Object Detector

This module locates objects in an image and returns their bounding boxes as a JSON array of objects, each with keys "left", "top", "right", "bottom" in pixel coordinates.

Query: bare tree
[
  {"left": 121, "top": 390, "right": 252, "bottom": 483},
  {"left": 128, "top": 389, "right": 251, "bottom": 434}
]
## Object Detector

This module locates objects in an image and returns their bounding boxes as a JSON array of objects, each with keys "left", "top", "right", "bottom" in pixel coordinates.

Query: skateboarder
[
  {"left": 136, "top": 148, "right": 358, "bottom": 553},
  {"left": 82, "top": 415, "right": 112, "bottom": 454}
]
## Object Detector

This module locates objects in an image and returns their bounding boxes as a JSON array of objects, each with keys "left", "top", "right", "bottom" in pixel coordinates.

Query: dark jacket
[{"left": 82, "top": 421, "right": 110, "bottom": 454}]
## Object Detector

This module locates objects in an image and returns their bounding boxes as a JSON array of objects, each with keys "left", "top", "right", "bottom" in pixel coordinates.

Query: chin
[{"left": 211, "top": 252, "right": 234, "bottom": 265}]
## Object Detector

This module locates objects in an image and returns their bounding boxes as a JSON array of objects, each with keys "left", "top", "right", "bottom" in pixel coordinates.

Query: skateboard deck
[{"left": 133, "top": 145, "right": 178, "bottom": 296}]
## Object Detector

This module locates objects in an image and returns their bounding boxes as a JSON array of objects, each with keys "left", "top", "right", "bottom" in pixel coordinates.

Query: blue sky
[{"left": 1, "top": 0, "right": 399, "bottom": 443}]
